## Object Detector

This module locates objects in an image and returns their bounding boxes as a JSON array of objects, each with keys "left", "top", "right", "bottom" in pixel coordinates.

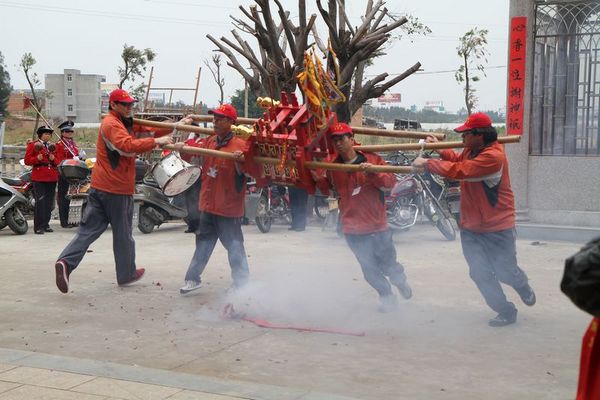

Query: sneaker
[
  {"left": 180, "top": 280, "right": 202, "bottom": 295},
  {"left": 45, "top": 227, "right": 54, "bottom": 233},
  {"left": 488, "top": 311, "right": 517, "bottom": 327},
  {"left": 378, "top": 294, "right": 399, "bottom": 313},
  {"left": 119, "top": 268, "right": 145, "bottom": 287},
  {"left": 55, "top": 260, "right": 70, "bottom": 294},
  {"left": 515, "top": 284, "right": 536, "bottom": 306},
  {"left": 395, "top": 280, "right": 413, "bottom": 300}
]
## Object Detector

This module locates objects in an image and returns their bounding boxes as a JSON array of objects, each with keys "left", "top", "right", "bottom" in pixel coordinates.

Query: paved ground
[{"left": 0, "top": 219, "right": 591, "bottom": 399}]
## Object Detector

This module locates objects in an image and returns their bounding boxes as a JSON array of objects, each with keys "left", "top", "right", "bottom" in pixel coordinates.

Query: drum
[{"left": 150, "top": 153, "right": 201, "bottom": 196}]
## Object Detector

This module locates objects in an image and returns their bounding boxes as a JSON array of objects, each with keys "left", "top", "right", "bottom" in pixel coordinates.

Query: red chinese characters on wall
[{"left": 507, "top": 17, "right": 527, "bottom": 135}]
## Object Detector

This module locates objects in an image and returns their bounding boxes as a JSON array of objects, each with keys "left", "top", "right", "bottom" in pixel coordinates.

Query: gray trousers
[
  {"left": 57, "top": 189, "right": 137, "bottom": 284},
  {"left": 345, "top": 229, "right": 408, "bottom": 298},
  {"left": 184, "top": 212, "right": 249, "bottom": 286},
  {"left": 461, "top": 228, "right": 529, "bottom": 316}
]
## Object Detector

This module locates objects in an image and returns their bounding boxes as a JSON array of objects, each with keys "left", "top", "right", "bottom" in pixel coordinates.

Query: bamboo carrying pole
[
  {"left": 162, "top": 144, "right": 414, "bottom": 174},
  {"left": 355, "top": 135, "right": 521, "bottom": 152},
  {"left": 120, "top": 115, "right": 446, "bottom": 140},
  {"left": 196, "top": 114, "right": 446, "bottom": 140}
]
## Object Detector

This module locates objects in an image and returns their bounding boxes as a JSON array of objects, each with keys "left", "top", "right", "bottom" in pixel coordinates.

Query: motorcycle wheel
[
  {"left": 314, "top": 197, "right": 329, "bottom": 221},
  {"left": 255, "top": 195, "right": 272, "bottom": 233},
  {"left": 5, "top": 208, "right": 28, "bottom": 235},
  {"left": 0, "top": 218, "right": 7, "bottom": 230},
  {"left": 436, "top": 216, "right": 456, "bottom": 241},
  {"left": 138, "top": 207, "right": 156, "bottom": 234}
]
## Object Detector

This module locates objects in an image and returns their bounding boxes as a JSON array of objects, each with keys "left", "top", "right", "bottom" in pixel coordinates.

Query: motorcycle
[
  {"left": 58, "top": 158, "right": 94, "bottom": 225},
  {"left": 0, "top": 176, "right": 30, "bottom": 234},
  {"left": 386, "top": 172, "right": 456, "bottom": 241},
  {"left": 420, "top": 169, "right": 461, "bottom": 223},
  {"left": 254, "top": 184, "right": 291, "bottom": 233}
]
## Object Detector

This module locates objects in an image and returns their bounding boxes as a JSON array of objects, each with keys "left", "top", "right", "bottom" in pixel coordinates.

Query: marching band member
[
  {"left": 24, "top": 126, "right": 59, "bottom": 234},
  {"left": 179, "top": 104, "right": 249, "bottom": 295},
  {"left": 312, "top": 122, "right": 412, "bottom": 312},
  {"left": 53, "top": 88, "right": 175, "bottom": 293},
  {"left": 55, "top": 120, "right": 80, "bottom": 228}
]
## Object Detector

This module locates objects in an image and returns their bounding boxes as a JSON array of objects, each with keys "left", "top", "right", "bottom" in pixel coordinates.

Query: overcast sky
[{"left": 0, "top": 0, "right": 510, "bottom": 113}]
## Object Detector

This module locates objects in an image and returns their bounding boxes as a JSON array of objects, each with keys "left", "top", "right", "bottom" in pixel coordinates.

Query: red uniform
[
  {"left": 199, "top": 135, "right": 246, "bottom": 218},
  {"left": 24, "top": 140, "right": 59, "bottom": 182},
  {"left": 426, "top": 141, "right": 515, "bottom": 232},
  {"left": 55, "top": 138, "right": 79, "bottom": 164},
  {"left": 91, "top": 111, "right": 171, "bottom": 195},
  {"left": 317, "top": 151, "right": 395, "bottom": 234}
]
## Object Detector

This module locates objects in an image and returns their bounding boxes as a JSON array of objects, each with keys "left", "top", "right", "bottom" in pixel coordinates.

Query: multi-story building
[{"left": 45, "top": 69, "right": 105, "bottom": 123}]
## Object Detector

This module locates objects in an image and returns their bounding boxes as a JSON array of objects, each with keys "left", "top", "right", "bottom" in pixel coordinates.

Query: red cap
[
  {"left": 109, "top": 88, "right": 136, "bottom": 103},
  {"left": 329, "top": 122, "right": 353, "bottom": 136},
  {"left": 454, "top": 112, "right": 492, "bottom": 132},
  {"left": 209, "top": 103, "right": 237, "bottom": 123}
]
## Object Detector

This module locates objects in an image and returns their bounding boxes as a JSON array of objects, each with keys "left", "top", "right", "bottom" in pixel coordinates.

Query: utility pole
[{"left": 244, "top": 80, "right": 248, "bottom": 118}]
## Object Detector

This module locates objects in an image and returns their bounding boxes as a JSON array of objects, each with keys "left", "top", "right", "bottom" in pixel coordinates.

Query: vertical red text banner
[{"left": 507, "top": 17, "right": 527, "bottom": 135}]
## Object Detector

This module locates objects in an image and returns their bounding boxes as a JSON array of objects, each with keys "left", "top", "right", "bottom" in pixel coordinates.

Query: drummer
[
  {"left": 53, "top": 88, "right": 179, "bottom": 294},
  {"left": 55, "top": 120, "right": 80, "bottom": 228},
  {"left": 179, "top": 104, "right": 250, "bottom": 295}
]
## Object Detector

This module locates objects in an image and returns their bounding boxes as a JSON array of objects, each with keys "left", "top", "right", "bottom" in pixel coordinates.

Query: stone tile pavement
[{"left": 0, "top": 348, "right": 356, "bottom": 400}]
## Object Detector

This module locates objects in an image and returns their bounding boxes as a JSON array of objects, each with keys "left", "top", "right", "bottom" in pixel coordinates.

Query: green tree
[
  {"left": 0, "top": 51, "right": 12, "bottom": 119},
  {"left": 20, "top": 52, "right": 43, "bottom": 137},
  {"left": 455, "top": 27, "right": 489, "bottom": 115},
  {"left": 205, "top": 54, "right": 225, "bottom": 105},
  {"left": 230, "top": 88, "right": 262, "bottom": 119},
  {"left": 118, "top": 44, "right": 156, "bottom": 100}
]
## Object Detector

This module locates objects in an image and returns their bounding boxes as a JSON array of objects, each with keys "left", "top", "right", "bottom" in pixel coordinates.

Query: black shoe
[
  {"left": 34, "top": 230, "right": 44, "bottom": 235},
  {"left": 45, "top": 227, "right": 54, "bottom": 233},
  {"left": 516, "top": 284, "right": 536, "bottom": 306},
  {"left": 288, "top": 227, "right": 305, "bottom": 232},
  {"left": 488, "top": 311, "right": 517, "bottom": 327},
  {"left": 184, "top": 228, "right": 195, "bottom": 233}
]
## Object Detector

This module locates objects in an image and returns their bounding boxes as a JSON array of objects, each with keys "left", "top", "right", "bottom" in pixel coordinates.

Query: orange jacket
[
  {"left": 91, "top": 111, "right": 171, "bottom": 195},
  {"left": 199, "top": 134, "right": 246, "bottom": 218},
  {"left": 317, "top": 151, "right": 395, "bottom": 235},
  {"left": 577, "top": 318, "right": 600, "bottom": 400},
  {"left": 24, "top": 140, "right": 59, "bottom": 182},
  {"left": 426, "top": 141, "right": 515, "bottom": 232}
]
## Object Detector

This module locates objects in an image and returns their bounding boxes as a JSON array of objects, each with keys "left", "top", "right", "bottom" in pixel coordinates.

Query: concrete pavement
[{"left": 0, "top": 219, "right": 592, "bottom": 399}]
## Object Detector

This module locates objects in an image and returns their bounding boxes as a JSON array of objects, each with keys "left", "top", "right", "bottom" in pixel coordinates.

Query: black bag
[{"left": 561, "top": 236, "right": 600, "bottom": 317}]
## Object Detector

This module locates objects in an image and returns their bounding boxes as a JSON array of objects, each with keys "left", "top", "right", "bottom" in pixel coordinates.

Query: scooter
[
  {"left": 2, "top": 170, "right": 34, "bottom": 217},
  {"left": 0, "top": 177, "right": 30, "bottom": 234},
  {"left": 135, "top": 174, "right": 187, "bottom": 234}
]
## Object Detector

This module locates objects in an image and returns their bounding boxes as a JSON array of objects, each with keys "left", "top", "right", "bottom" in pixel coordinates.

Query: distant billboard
[{"left": 377, "top": 93, "right": 401, "bottom": 103}]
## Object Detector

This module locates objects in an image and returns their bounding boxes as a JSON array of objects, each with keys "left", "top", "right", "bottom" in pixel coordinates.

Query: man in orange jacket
[
  {"left": 54, "top": 88, "right": 175, "bottom": 293},
  {"left": 179, "top": 104, "right": 249, "bottom": 295},
  {"left": 312, "top": 123, "right": 412, "bottom": 312},
  {"left": 413, "top": 112, "right": 536, "bottom": 326}
]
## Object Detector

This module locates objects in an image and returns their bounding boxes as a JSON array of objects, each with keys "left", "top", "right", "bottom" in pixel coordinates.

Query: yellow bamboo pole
[
  {"left": 164, "top": 114, "right": 446, "bottom": 140},
  {"left": 162, "top": 144, "right": 413, "bottom": 174},
  {"left": 119, "top": 114, "right": 448, "bottom": 141},
  {"left": 355, "top": 135, "right": 521, "bottom": 152}
]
